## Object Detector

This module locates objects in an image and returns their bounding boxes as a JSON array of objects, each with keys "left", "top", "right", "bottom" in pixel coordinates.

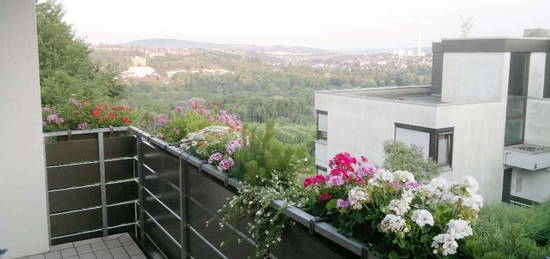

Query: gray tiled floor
[{"left": 16, "top": 233, "right": 146, "bottom": 259}]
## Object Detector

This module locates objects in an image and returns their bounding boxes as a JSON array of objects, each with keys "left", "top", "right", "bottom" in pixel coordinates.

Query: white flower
[
  {"left": 394, "top": 170, "right": 415, "bottom": 183},
  {"left": 401, "top": 189, "right": 415, "bottom": 203},
  {"left": 369, "top": 169, "right": 394, "bottom": 186},
  {"left": 411, "top": 209, "right": 434, "bottom": 227},
  {"left": 462, "top": 176, "right": 479, "bottom": 193},
  {"left": 386, "top": 199, "right": 410, "bottom": 216},
  {"left": 432, "top": 233, "right": 458, "bottom": 256},
  {"left": 380, "top": 214, "right": 409, "bottom": 234},
  {"left": 446, "top": 219, "right": 472, "bottom": 240},
  {"left": 461, "top": 193, "right": 483, "bottom": 212},
  {"left": 380, "top": 169, "right": 394, "bottom": 182},
  {"left": 348, "top": 187, "right": 370, "bottom": 210},
  {"left": 421, "top": 177, "right": 449, "bottom": 199}
]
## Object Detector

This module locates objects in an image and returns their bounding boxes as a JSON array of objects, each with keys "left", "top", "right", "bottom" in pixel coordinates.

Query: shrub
[
  {"left": 229, "top": 121, "right": 313, "bottom": 186},
  {"left": 383, "top": 140, "right": 441, "bottom": 182},
  {"left": 42, "top": 98, "right": 134, "bottom": 132},
  {"left": 303, "top": 152, "right": 483, "bottom": 258},
  {"left": 466, "top": 202, "right": 550, "bottom": 258}
]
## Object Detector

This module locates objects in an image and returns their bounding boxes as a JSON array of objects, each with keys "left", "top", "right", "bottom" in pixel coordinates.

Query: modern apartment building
[{"left": 315, "top": 30, "right": 550, "bottom": 203}]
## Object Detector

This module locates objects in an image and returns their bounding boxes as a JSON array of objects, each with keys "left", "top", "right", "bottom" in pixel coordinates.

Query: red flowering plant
[
  {"left": 42, "top": 98, "right": 135, "bottom": 132},
  {"left": 303, "top": 152, "right": 483, "bottom": 258}
]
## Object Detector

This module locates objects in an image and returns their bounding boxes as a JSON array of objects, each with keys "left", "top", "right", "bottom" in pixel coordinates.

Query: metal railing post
[
  {"left": 98, "top": 132, "right": 108, "bottom": 237},
  {"left": 136, "top": 136, "right": 146, "bottom": 246},
  {"left": 179, "top": 157, "right": 189, "bottom": 258}
]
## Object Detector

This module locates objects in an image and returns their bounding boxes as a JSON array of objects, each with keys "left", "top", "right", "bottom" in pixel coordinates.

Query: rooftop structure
[{"left": 315, "top": 31, "right": 550, "bottom": 204}]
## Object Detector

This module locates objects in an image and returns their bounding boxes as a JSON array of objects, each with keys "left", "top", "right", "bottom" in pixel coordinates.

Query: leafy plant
[
  {"left": 303, "top": 152, "right": 483, "bottom": 258},
  {"left": 229, "top": 121, "right": 312, "bottom": 186},
  {"left": 383, "top": 140, "right": 441, "bottom": 182},
  {"left": 216, "top": 121, "right": 313, "bottom": 258},
  {"left": 466, "top": 202, "right": 550, "bottom": 258}
]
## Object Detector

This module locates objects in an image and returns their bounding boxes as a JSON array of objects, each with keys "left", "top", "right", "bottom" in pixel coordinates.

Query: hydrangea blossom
[
  {"left": 380, "top": 214, "right": 409, "bottom": 234},
  {"left": 348, "top": 186, "right": 370, "bottom": 210},
  {"left": 446, "top": 219, "right": 472, "bottom": 240},
  {"left": 411, "top": 209, "right": 435, "bottom": 227},
  {"left": 432, "top": 233, "right": 458, "bottom": 255}
]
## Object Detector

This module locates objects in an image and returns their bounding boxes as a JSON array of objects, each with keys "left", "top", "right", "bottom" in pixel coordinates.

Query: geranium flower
[
  {"left": 217, "top": 158, "right": 235, "bottom": 171},
  {"left": 175, "top": 106, "right": 184, "bottom": 112},
  {"left": 77, "top": 122, "right": 88, "bottom": 130},
  {"left": 318, "top": 193, "right": 332, "bottom": 201},
  {"left": 336, "top": 199, "right": 350, "bottom": 208},
  {"left": 327, "top": 175, "right": 345, "bottom": 186},
  {"left": 121, "top": 116, "right": 130, "bottom": 124},
  {"left": 208, "top": 153, "right": 223, "bottom": 164}
]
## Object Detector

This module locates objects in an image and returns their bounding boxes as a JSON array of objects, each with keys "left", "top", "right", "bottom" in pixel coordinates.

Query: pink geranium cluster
[{"left": 226, "top": 138, "right": 243, "bottom": 155}]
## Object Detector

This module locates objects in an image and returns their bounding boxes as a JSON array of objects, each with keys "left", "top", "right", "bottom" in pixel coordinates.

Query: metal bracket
[
  {"left": 67, "top": 129, "right": 72, "bottom": 141},
  {"left": 361, "top": 245, "right": 370, "bottom": 259}
]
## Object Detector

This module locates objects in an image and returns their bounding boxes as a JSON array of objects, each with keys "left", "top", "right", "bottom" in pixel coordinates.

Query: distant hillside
[{"left": 122, "top": 38, "right": 330, "bottom": 54}]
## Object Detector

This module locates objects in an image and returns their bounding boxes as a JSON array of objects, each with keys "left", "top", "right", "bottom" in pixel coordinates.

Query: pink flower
[
  {"left": 77, "top": 122, "right": 88, "bottom": 130},
  {"left": 209, "top": 116, "right": 217, "bottom": 122},
  {"left": 329, "top": 152, "right": 357, "bottom": 171},
  {"left": 200, "top": 108, "right": 210, "bottom": 115},
  {"left": 226, "top": 139, "right": 242, "bottom": 155},
  {"left": 356, "top": 164, "right": 376, "bottom": 178},
  {"left": 69, "top": 98, "right": 82, "bottom": 107},
  {"left": 42, "top": 121, "right": 47, "bottom": 127},
  {"left": 46, "top": 114, "right": 64, "bottom": 124},
  {"left": 327, "top": 175, "right": 345, "bottom": 186},
  {"left": 155, "top": 114, "right": 169, "bottom": 126},
  {"left": 154, "top": 133, "right": 164, "bottom": 139},
  {"left": 336, "top": 199, "right": 350, "bottom": 208},
  {"left": 361, "top": 156, "right": 369, "bottom": 163},
  {"left": 405, "top": 181, "right": 420, "bottom": 189},
  {"left": 208, "top": 153, "right": 223, "bottom": 164},
  {"left": 318, "top": 193, "right": 332, "bottom": 201},
  {"left": 389, "top": 181, "right": 402, "bottom": 190},
  {"left": 217, "top": 158, "right": 235, "bottom": 171},
  {"left": 42, "top": 107, "right": 51, "bottom": 113},
  {"left": 175, "top": 106, "right": 184, "bottom": 112},
  {"left": 303, "top": 174, "right": 326, "bottom": 187}
]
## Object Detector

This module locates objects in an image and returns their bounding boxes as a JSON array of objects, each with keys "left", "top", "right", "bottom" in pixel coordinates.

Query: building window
[
  {"left": 317, "top": 110, "right": 328, "bottom": 141},
  {"left": 394, "top": 123, "right": 454, "bottom": 167},
  {"left": 316, "top": 165, "right": 327, "bottom": 175},
  {"left": 505, "top": 52, "right": 530, "bottom": 146}
]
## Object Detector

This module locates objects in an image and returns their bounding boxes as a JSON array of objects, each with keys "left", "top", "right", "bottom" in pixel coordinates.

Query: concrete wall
[
  {"left": 435, "top": 102, "right": 507, "bottom": 202},
  {"left": 441, "top": 53, "right": 510, "bottom": 103},
  {"left": 511, "top": 168, "right": 550, "bottom": 202},
  {"left": 315, "top": 94, "right": 437, "bottom": 168},
  {"left": 0, "top": 1, "right": 50, "bottom": 258}
]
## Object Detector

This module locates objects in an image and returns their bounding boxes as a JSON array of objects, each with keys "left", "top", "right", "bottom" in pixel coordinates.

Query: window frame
[
  {"left": 394, "top": 123, "right": 454, "bottom": 167},
  {"left": 544, "top": 51, "right": 550, "bottom": 98},
  {"left": 316, "top": 110, "right": 328, "bottom": 141}
]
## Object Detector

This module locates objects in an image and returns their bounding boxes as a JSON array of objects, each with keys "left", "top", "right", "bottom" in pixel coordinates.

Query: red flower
[
  {"left": 108, "top": 112, "right": 116, "bottom": 119},
  {"left": 121, "top": 116, "right": 129, "bottom": 124},
  {"left": 329, "top": 152, "right": 357, "bottom": 171},
  {"left": 92, "top": 110, "right": 101, "bottom": 117},
  {"left": 318, "top": 193, "right": 332, "bottom": 201},
  {"left": 303, "top": 174, "right": 326, "bottom": 187}
]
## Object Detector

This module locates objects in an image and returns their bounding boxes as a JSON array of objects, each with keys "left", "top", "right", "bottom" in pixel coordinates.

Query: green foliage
[
  {"left": 229, "top": 121, "right": 313, "bottom": 186},
  {"left": 216, "top": 121, "right": 313, "bottom": 258},
  {"left": 42, "top": 98, "right": 135, "bottom": 132},
  {"left": 36, "top": 0, "right": 124, "bottom": 105},
  {"left": 383, "top": 140, "right": 441, "bottom": 182},
  {"left": 466, "top": 202, "right": 550, "bottom": 258},
  {"left": 154, "top": 110, "right": 213, "bottom": 144}
]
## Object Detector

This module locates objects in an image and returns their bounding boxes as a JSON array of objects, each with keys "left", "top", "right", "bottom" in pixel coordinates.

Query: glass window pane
[
  {"left": 395, "top": 127, "right": 431, "bottom": 159},
  {"left": 437, "top": 134, "right": 450, "bottom": 165},
  {"left": 505, "top": 118, "right": 524, "bottom": 146},
  {"left": 506, "top": 100, "right": 526, "bottom": 118},
  {"left": 317, "top": 113, "right": 328, "bottom": 132},
  {"left": 508, "top": 53, "right": 529, "bottom": 97}
]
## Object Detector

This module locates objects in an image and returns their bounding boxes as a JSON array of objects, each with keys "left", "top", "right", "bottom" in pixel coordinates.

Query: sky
[{"left": 60, "top": 0, "right": 550, "bottom": 50}]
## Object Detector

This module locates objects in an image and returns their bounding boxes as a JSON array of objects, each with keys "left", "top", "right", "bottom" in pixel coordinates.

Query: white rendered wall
[
  {"left": 435, "top": 102, "right": 507, "bottom": 202},
  {"left": 441, "top": 53, "right": 510, "bottom": 103},
  {"left": 315, "top": 94, "right": 437, "bottom": 169},
  {"left": 511, "top": 168, "right": 550, "bottom": 202},
  {"left": 527, "top": 52, "right": 547, "bottom": 99},
  {"left": 524, "top": 99, "right": 550, "bottom": 147},
  {"left": 0, "top": 1, "right": 50, "bottom": 258}
]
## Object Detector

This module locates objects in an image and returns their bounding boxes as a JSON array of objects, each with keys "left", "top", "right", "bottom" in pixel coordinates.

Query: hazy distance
[{"left": 60, "top": 0, "right": 550, "bottom": 51}]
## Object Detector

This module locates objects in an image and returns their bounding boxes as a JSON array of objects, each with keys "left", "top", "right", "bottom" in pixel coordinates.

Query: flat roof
[{"left": 316, "top": 86, "right": 446, "bottom": 105}]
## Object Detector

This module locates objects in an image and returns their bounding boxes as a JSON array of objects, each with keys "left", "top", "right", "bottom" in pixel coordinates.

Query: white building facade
[{"left": 315, "top": 34, "right": 550, "bottom": 203}]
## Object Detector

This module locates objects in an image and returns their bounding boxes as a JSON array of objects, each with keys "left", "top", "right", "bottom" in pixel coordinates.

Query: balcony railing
[{"left": 44, "top": 127, "right": 374, "bottom": 259}]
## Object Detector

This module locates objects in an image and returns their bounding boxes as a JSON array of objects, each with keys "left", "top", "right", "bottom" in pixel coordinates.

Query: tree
[
  {"left": 36, "top": 0, "right": 124, "bottom": 105},
  {"left": 383, "top": 140, "right": 441, "bottom": 182},
  {"left": 459, "top": 15, "right": 475, "bottom": 38}
]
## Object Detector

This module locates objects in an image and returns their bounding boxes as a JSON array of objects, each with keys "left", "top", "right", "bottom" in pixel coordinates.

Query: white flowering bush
[{"left": 303, "top": 152, "right": 483, "bottom": 258}]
